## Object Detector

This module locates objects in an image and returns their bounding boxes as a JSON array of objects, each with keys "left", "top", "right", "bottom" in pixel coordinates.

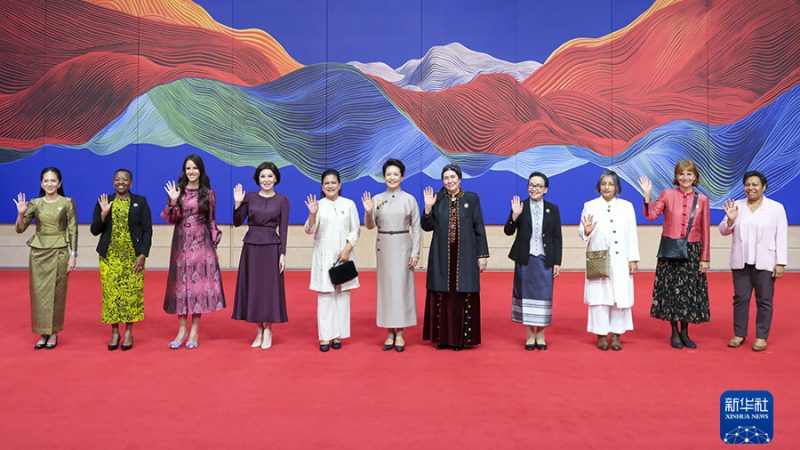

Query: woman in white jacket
[
  {"left": 579, "top": 171, "right": 640, "bottom": 350},
  {"left": 305, "top": 169, "right": 361, "bottom": 352}
]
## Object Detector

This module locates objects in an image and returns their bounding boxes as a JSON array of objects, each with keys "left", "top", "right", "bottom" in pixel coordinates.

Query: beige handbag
[{"left": 586, "top": 249, "right": 611, "bottom": 280}]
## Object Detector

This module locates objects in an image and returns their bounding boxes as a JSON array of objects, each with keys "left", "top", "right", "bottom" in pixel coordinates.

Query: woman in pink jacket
[
  {"left": 639, "top": 160, "right": 710, "bottom": 349},
  {"left": 720, "top": 171, "right": 787, "bottom": 352}
]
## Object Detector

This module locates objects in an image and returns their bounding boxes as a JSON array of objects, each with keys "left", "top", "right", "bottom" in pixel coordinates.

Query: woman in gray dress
[{"left": 362, "top": 159, "right": 421, "bottom": 352}]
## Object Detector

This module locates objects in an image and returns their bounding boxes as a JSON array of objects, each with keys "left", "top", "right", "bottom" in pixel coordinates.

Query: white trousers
[
  {"left": 587, "top": 305, "right": 633, "bottom": 335},
  {"left": 317, "top": 290, "right": 351, "bottom": 341}
]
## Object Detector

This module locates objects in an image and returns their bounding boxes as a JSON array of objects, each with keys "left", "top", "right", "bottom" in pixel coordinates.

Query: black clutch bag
[
  {"left": 656, "top": 192, "right": 698, "bottom": 261},
  {"left": 329, "top": 261, "right": 358, "bottom": 285}
]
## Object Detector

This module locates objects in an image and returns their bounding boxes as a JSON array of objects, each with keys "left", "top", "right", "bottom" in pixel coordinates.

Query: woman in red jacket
[{"left": 639, "top": 160, "right": 710, "bottom": 349}]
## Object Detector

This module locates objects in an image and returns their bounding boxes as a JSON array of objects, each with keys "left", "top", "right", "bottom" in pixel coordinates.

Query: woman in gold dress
[
  {"left": 90, "top": 169, "right": 153, "bottom": 351},
  {"left": 14, "top": 167, "right": 78, "bottom": 350}
]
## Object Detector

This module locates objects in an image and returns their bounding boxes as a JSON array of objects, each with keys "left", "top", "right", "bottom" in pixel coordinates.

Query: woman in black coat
[
  {"left": 90, "top": 168, "right": 152, "bottom": 350},
  {"left": 504, "top": 171, "right": 562, "bottom": 350},
  {"left": 421, "top": 164, "right": 489, "bottom": 350}
]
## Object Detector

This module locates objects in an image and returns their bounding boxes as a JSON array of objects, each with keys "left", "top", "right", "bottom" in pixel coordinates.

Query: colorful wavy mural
[{"left": 1, "top": 0, "right": 799, "bottom": 217}]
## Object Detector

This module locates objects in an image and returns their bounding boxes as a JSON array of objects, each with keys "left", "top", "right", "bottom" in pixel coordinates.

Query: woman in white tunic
[
  {"left": 305, "top": 169, "right": 360, "bottom": 352},
  {"left": 578, "top": 171, "right": 639, "bottom": 351},
  {"left": 362, "top": 159, "right": 421, "bottom": 352}
]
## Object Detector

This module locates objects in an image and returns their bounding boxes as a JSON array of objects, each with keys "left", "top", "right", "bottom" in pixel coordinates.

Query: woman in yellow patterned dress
[
  {"left": 90, "top": 169, "right": 152, "bottom": 351},
  {"left": 14, "top": 167, "right": 78, "bottom": 350}
]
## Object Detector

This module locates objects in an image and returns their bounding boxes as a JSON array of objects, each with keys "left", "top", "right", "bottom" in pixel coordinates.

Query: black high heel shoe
[
  {"left": 108, "top": 335, "right": 121, "bottom": 351},
  {"left": 45, "top": 335, "right": 58, "bottom": 350},
  {"left": 34, "top": 335, "right": 49, "bottom": 350},
  {"left": 121, "top": 337, "right": 134, "bottom": 351},
  {"left": 383, "top": 335, "right": 395, "bottom": 351}
]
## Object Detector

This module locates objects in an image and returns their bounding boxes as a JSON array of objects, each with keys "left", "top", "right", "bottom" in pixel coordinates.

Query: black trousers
[{"left": 732, "top": 265, "right": 775, "bottom": 339}]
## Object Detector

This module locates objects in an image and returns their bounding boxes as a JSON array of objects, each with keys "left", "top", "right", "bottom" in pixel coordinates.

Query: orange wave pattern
[
  {"left": 0, "top": 0, "right": 298, "bottom": 149},
  {"left": 379, "top": 0, "right": 800, "bottom": 156},
  {"left": 88, "top": 0, "right": 301, "bottom": 75}
]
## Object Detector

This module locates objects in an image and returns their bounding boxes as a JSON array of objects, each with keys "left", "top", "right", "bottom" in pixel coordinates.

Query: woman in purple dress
[
  {"left": 162, "top": 154, "right": 226, "bottom": 350},
  {"left": 232, "top": 162, "right": 289, "bottom": 350}
]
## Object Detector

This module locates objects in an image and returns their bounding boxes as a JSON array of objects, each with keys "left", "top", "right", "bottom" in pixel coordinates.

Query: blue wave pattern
[{"left": 26, "top": 64, "right": 800, "bottom": 209}]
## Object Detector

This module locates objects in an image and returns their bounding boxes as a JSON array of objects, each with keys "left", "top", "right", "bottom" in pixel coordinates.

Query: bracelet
[{"left": 70, "top": 251, "right": 78, "bottom": 257}]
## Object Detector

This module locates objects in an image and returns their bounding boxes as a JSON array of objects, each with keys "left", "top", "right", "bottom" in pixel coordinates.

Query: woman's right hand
[
  {"left": 581, "top": 214, "right": 595, "bottom": 236},
  {"left": 361, "top": 191, "right": 374, "bottom": 214},
  {"left": 305, "top": 194, "right": 319, "bottom": 215},
  {"left": 638, "top": 176, "right": 652, "bottom": 201},
  {"left": 233, "top": 184, "right": 245, "bottom": 204},
  {"left": 164, "top": 180, "right": 180, "bottom": 204},
  {"left": 13, "top": 193, "right": 28, "bottom": 215},
  {"left": 98, "top": 193, "right": 112, "bottom": 216},
  {"left": 511, "top": 195, "right": 523, "bottom": 220},
  {"left": 723, "top": 199, "right": 739, "bottom": 224},
  {"left": 423, "top": 186, "right": 436, "bottom": 210}
]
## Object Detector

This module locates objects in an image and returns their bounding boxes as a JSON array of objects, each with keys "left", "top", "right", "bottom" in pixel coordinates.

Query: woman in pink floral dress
[{"left": 162, "top": 154, "right": 226, "bottom": 349}]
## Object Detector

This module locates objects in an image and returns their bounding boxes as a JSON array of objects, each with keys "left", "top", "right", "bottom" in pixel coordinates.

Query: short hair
[
  {"left": 672, "top": 160, "right": 701, "bottom": 186},
  {"left": 383, "top": 158, "right": 405, "bottom": 177},
  {"left": 440, "top": 164, "right": 462, "bottom": 180},
  {"left": 114, "top": 168, "right": 133, "bottom": 179},
  {"left": 253, "top": 161, "right": 281, "bottom": 186},
  {"left": 743, "top": 170, "right": 767, "bottom": 190},
  {"left": 320, "top": 168, "right": 342, "bottom": 196},
  {"left": 596, "top": 170, "right": 621, "bottom": 196},
  {"left": 528, "top": 171, "right": 549, "bottom": 188}
]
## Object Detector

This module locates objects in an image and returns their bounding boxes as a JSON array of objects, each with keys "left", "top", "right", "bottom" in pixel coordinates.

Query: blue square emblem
[{"left": 720, "top": 390, "right": 773, "bottom": 444}]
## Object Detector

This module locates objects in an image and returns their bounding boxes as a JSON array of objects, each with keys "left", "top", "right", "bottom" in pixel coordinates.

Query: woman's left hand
[
  {"left": 67, "top": 255, "right": 77, "bottom": 273},
  {"left": 408, "top": 256, "right": 419, "bottom": 269},
  {"left": 629, "top": 261, "right": 638, "bottom": 274},
  {"left": 133, "top": 255, "right": 146, "bottom": 273},
  {"left": 553, "top": 265, "right": 561, "bottom": 278},
  {"left": 279, "top": 254, "right": 286, "bottom": 273},
  {"left": 337, "top": 249, "right": 351, "bottom": 263},
  {"left": 477, "top": 257, "right": 487, "bottom": 272},
  {"left": 773, "top": 265, "right": 785, "bottom": 279},
  {"left": 699, "top": 261, "right": 709, "bottom": 273}
]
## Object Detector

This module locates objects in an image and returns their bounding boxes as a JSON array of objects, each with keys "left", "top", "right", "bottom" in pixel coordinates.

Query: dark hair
[
  {"left": 440, "top": 164, "right": 462, "bottom": 180},
  {"left": 596, "top": 170, "right": 621, "bottom": 196},
  {"left": 253, "top": 161, "right": 281, "bottom": 186},
  {"left": 320, "top": 168, "right": 342, "bottom": 197},
  {"left": 743, "top": 170, "right": 767, "bottom": 190},
  {"left": 114, "top": 168, "right": 133, "bottom": 179},
  {"left": 177, "top": 154, "right": 211, "bottom": 215},
  {"left": 39, "top": 167, "right": 65, "bottom": 196},
  {"left": 383, "top": 158, "right": 405, "bottom": 177},
  {"left": 528, "top": 171, "right": 549, "bottom": 188},
  {"left": 672, "top": 159, "right": 700, "bottom": 186}
]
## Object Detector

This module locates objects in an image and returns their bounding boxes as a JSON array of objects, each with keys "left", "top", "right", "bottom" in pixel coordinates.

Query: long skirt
[
  {"left": 232, "top": 243, "right": 288, "bottom": 323},
  {"left": 512, "top": 254, "right": 553, "bottom": 326},
  {"left": 99, "top": 232, "right": 144, "bottom": 324},
  {"left": 423, "top": 239, "right": 481, "bottom": 346},
  {"left": 650, "top": 241, "right": 710, "bottom": 323},
  {"left": 29, "top": 247, "right": 69, "bottom": 334}
]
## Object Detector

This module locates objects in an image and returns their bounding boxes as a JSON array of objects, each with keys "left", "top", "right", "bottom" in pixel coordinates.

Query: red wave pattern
[
  {"left": 378, "top": 0, "right": 800, "bottom": 156},
  {"left": 0, "top": 0, "right": 299, "bottom": 149}
]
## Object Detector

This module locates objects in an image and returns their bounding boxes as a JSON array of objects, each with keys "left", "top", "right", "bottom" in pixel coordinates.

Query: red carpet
[{"left": 0, "top": 270, "right": 798, "bottom": 449}]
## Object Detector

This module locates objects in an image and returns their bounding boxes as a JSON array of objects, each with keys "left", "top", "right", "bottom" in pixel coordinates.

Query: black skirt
[{"left": 650, "top": 241, "right": 710, "bottom": 323}]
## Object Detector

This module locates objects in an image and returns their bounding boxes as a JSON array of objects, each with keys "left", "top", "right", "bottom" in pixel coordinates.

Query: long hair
[
  {"left": 177, "top": 154, "right": 211, "bottom": 215},
  {"left": 39, "top": 166, "right": 65, "bottom": 197}
]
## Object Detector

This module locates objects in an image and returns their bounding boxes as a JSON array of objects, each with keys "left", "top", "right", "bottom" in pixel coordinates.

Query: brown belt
[{"left": 378, "top": 230, "right": 409, "bottom": 235}]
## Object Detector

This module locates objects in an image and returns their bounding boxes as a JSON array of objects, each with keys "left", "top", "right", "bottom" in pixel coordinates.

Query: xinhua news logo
[{"left": 720, "top": 390, "right": 773, "bottom": 444}]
